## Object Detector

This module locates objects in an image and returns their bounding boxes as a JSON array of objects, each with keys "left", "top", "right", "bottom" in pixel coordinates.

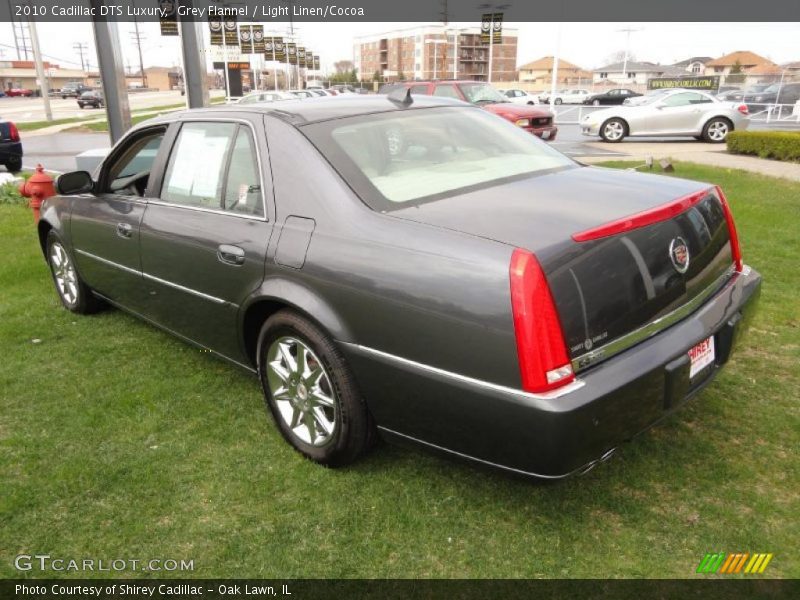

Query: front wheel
[
  {"left": 554, "top": 98, "right": 563, "bottom": 105},
  {"left": 257, "top": 310, "right": 375, "bottom": 467},
  {"left": 46, "top": 232, "right": 102, "bottom": 314},
  {"left": 702, "top": 118, "right": 731, "bottom": 143},
  {"left": 600, "top": 118, "right": 627, "bottom": 142}
]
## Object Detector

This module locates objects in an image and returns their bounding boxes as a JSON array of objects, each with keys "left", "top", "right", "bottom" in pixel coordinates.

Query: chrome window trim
[
  {"left": 571, "top": 266, "right": 737, "bottom": 372},
  {"left": 157, "top": 117, "right": 269, "bottom": 222},
  {"left": 75, "top": 248, "right": 234, "bottom": 307},
  {"left": 341, "top": 342, "right": 585, "bottom": 401}
]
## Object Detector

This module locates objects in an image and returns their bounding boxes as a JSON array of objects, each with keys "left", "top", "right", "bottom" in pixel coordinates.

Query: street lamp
[
  {"left": 478, "top": 2, "right": 510, "bottom": 83},
  {"left": 616, "top": 27, "right": 642, "bottom": 81},
  {"left": 425, "top": 39, "right": 447, "bottom": 80}
]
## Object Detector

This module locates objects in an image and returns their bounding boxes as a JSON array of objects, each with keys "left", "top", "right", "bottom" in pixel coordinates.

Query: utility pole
[
  {"left": 131, "top": 17, "right": 147, "bottom": 88},
  {"left": 617, "top": 27, "right": 641, "bottom": 80},
  {"left": 28, "top": 17, "right": 52, "bottom": 121},
  {"left": 91, "top": 0, "right": 132, "bottom": 143},
  {"left": 73, "top": 42, "right": 89, "bottom": 73},
  {"left": 179, "top": 19, "right": 209, "bottom": 108}
]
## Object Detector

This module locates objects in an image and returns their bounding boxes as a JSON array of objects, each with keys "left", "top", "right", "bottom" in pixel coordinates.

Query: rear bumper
[
  {"left": 343, "top": 266, "right": 761, "bottom": 479},
  {"left": 0, "top": 141, "right": 23, "bottom": 163}
]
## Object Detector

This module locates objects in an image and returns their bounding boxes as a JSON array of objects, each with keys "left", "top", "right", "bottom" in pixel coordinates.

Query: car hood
[
  {"left": 482, "top": 103, "right": 552, "bottom": 118},
  {"left": 389, "top": 165, "right": 708, "bottom": 259}
]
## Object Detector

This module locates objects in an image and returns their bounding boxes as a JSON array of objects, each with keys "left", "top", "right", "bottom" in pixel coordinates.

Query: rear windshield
[{"left": 301, "top": 106, "right": 574, "bottom": 211}]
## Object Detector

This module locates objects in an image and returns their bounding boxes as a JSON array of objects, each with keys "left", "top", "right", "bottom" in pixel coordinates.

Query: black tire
[
  {"left": 257, "top": 309, "right": 375, "bottom": 467},
  {"left": 599, "top": 118, "right": 628, "bottom": 143},
  {"left": 554, "top": 97, "right": 562, "bottom": 105},
  {"left": 5, "top": 156, "right": 22, "bottom": 173},
  {"left": 46, "top": 231, "right": 103, "bottom": 314},
  {"left": 78, "top": 103, "right": 84, "bottom": 109},
  {"left": 702, "top": 117, "right": 732, "bottom": 143},
  {"left": 61, "top": 95, "right": 67, "bottom": 99}
]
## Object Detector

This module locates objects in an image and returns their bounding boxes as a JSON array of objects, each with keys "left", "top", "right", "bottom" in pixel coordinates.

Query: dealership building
[{"left": 354, "top": 25, "right": 519, "bottom": 82}]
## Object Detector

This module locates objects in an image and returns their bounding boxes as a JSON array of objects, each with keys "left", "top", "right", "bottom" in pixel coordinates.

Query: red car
[
  {"left": 381, "top": 80, "right": 558, "bottom": 140},
  {"left": 5, "top": 88, "right": 34, "bottom": 97}
]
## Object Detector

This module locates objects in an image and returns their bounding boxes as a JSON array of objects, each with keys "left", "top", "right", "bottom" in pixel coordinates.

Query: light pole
[{"left": 425, "top": 39, "right": 447, "bottom": 80}]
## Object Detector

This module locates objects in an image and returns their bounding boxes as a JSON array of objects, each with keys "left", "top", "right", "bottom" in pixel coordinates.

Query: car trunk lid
[{"left": 391, "top": 166, "right": 737, "bottom": 370}]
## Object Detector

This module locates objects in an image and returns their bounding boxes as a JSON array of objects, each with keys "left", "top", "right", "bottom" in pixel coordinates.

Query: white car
[
  {"left": 581, "top": 89, "right": 750, "bottom": 143},
  {"left": 237, "top": 91, "right": 299, "bottom": 104},
  {"left": 547, "top": 89, "right": 591, "bottom": 105},
  {"left": 500, "top": 88, "right": 540, "bottom": 105}
]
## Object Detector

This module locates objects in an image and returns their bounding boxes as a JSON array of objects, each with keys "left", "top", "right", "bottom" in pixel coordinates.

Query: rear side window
[
  {"left": 161, "top": 121, "right": 263, "bottom": 217},
  {"left": 433, "top": 85, "right": 460, "bottom": 99}
]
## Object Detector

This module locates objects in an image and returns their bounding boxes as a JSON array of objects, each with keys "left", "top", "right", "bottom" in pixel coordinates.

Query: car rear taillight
[
  {"left": 737, "top": 104, "right": 749, "bottom": 115},
  {"left": 509, "top": 248, "right": 575, "bottom": 393},
  {"left": 714, "top": 186, "right": 743, "bottom": 272},
  {"left": 8, "top": 122, "right": 20, "bottom": 142}
]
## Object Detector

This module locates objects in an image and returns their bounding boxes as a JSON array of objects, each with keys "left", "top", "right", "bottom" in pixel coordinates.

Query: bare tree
[
  {"left": 334, "top": 60, "right": 354, "bottom": 74},
  {"left": 605, "top": 50, "right": 636, "bottom": 65}
]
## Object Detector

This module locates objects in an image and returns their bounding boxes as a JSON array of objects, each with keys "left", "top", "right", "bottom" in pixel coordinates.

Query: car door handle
[
  {"left": 116, "top": 222, "right": 133, "bottom": 238},
  {"left": 217, "top": 244, "right": 245, "bottom": 266}
]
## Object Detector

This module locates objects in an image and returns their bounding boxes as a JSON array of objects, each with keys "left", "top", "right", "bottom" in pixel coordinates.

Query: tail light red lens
[
  {"left": 737, "top": 104, "right": 749, "bottom": 115},
  {"left": 9, "top": 122, "right": 20, "bottom": 142},
  {"left": 509, "top": 248, "right": 575, "bottom": 393},
  {"left": 714, "top": 186, "right": 743, "bottom": 272}
]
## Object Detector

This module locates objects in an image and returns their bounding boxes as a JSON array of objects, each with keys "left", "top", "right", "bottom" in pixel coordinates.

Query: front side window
[
  {"left": 457, "top": 82, "right": 507, "bottom": 104},
  {"left": 161, "top": 122, "right": 236, "bottom": 209},
  {"left": 105, "top": 129, "right": 165, "bottom": 196},
  {"left": 302, "top": 107, "right": 575, "bottom": 210}
]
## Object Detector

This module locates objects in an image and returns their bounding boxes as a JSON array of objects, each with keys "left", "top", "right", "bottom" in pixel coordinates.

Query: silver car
[
  {"left": 237, "top": 91, "right": 299, "bottom": 104},
  {"left": 581, "top": 89, "right": 749, "bottom": 143}
]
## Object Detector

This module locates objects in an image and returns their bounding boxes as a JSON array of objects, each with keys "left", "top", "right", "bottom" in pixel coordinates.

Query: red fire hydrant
[{"left": 19, "top": 164, "right": 55, "bottom": 224}]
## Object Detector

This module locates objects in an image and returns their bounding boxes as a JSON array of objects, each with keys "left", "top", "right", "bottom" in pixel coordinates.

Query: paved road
[{"left": 0, "top": 90, "right": 224, "bottom": 123}]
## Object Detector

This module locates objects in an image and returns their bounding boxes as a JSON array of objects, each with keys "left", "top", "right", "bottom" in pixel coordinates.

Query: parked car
[
  {"left": 0, "top": 90, "right": 6, "bottom": 98},
  {"left": 745, "top": 83, "right": 800, "bottom": 113},
  {"left": 716, "top": 84, "right": 769, "bottom": 102},
  {"left": 60, "top": 83, "right": 92, "bottom": 99},
  {"left": 77, "top": 90, "right": 104, "bottom": 109},
  {"left": 584, "top": 88, "right": 642, "bottom": 106},
  {"left": 6, "top": 88, "right": 34, "bottom": 97},
  {"left": 500, "top": 88, "right": 540, "bottom": 105},
  {"left": 546, "top": 89, "right": 591, "bottom": 105},
  {"left": 289, "top": 89, "right": 316, "bottom": 99},
  {"left": 38, "top": 96, "right": 760, "bottom": 478},
  {"left": 0, "top": 119, "right": 22, "bottom": 172},
  {"left": 381, "top": 80, "right": 557, "bottom": 140},
  {"left": 237, "top": 91, "right": 299, "bottom": 104},
  {"left": 582, "top": 89, "right": 749, "bottom": 143}
]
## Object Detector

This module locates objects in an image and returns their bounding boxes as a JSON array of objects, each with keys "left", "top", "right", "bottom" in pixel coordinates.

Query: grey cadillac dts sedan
[{"left": 38, "top": 94, "right": 761, "bottom": 478}]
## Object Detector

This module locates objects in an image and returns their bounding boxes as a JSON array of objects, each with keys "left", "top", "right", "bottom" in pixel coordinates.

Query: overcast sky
[{"left": 0, "top": 21, "right": 797, "bottom": 75}]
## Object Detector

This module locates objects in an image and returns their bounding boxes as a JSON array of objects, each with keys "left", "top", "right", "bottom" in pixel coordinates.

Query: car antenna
[{"left": 387, "top": 87, "right": 413, "bottom": 107}]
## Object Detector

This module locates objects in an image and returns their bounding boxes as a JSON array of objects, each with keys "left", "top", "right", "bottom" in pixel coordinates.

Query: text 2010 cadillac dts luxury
[{"left": 38, "top": 95, "right": 761, "bottom": 478}]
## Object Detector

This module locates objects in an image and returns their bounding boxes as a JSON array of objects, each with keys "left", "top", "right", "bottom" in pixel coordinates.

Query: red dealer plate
[{"left": 689, "top": 336, "right": 715, "bottom": 378}]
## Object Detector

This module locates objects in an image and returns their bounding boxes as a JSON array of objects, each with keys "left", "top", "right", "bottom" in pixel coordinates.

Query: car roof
[{"left": 147, "top": 95, "right": 469, "bottom": 127}]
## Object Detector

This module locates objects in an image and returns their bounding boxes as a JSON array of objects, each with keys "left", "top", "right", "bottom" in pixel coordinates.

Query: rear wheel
[
  {"left": 5, "top": 156, "right": 22, "bottom": 173},
  {"left": 702, "top": 118, "right": 731, "bottom": 143},
  {"left": 600, "top": 118, "right": 627, "bottom": 142},
  {"left": 593, "top": 99, "right": 600, "bottom": 106},
  {"left": 554, "top": 97, "right": 563, "bottom": 105},
  {"left": 46, "top": 232, "right": 102, "bottom": 314},
  {"left": 257, "top": 310, "right": 375, "bottom": 467}
]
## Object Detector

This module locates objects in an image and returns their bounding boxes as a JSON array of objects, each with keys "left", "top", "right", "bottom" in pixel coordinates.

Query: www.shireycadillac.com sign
[{"left": 647, "top": 76, "right": 721, "bottom": 91}]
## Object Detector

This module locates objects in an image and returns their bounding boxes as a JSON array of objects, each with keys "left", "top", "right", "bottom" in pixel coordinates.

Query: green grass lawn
[{"left": 0, "top": 163, "right": 797, "bottom": 579}]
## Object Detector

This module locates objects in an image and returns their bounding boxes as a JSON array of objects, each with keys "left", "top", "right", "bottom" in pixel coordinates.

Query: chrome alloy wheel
[
  {"left": 706, "top": 120, "right": 729, "bottom": 142},
  {"left": 50, "top": 242, "right": 79, "bottom": 306},
  {"left": 603, "top": 120, "right": 625, "bottom": 141},
  {"left": 266, "top": 336, "right": 337, "bottom": 447}
]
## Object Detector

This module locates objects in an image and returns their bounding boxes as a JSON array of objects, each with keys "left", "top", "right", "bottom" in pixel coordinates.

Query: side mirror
[{"left": 55, "top": 171, "right": 94, "bottom": 195}]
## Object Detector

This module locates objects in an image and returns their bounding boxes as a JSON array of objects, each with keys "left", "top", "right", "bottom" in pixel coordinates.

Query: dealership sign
[{"left": 647, "top": 76, "right": 721, "bottom": 91}]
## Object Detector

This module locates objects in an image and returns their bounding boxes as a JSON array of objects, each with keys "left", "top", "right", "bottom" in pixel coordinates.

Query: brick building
[{"left": 354, "top": 25, "right": 518, "bottom": 83}]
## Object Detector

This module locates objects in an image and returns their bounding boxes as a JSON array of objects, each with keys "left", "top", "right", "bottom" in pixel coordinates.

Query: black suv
[
  {"left": 77, "top": 90, "right": 104, "bottom": 109},
  {"left": 60, "top": 83, "right": 92, "bottom": 99}
]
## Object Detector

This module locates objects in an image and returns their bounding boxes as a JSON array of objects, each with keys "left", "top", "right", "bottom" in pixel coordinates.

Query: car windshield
[
  {"left": 457, "top": 83, "right": 508, "bottom": 104},
  {"left": 763, "top": 84, "right": 782, "bottom": 93},
  {"left": 302, "top": 106, "right": 575, "bottom": 210}
]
